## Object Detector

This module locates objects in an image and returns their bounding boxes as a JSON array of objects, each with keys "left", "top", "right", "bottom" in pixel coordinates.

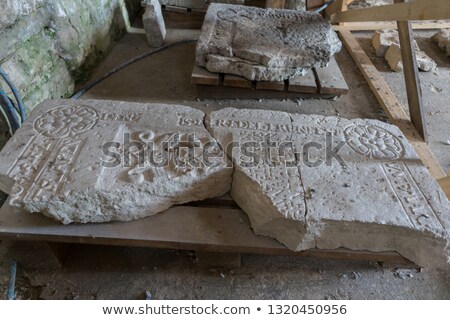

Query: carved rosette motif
[
  {"left": 34, "top": 105, "right": 99, "bottom": 138},
  {"left": 344, "top": 125, "right": 404, "bottom": 160}
]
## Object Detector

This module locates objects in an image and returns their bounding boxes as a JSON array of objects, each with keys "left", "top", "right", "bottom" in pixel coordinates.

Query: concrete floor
[{"left": 0, "top": 29, "right": 449, "bottom": 299}]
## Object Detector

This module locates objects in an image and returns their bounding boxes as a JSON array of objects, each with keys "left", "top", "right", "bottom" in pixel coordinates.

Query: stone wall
[{"left": 0, "top": 0, "right": 139, "bottom": 114}]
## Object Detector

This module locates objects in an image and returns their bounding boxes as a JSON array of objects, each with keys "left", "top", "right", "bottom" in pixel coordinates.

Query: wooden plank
[
  {"left": 0, "top": 201, "right": 417, "bottom": 267},
  {"left": 325, "top": 0, "right": 345, "bottom": 17},
  {"left": 191, "top": 65, "right": 220, "bottom": 86},
  {"left": 314, "top": 57, "right": 349, "bottom": 95},
  {"left": 162, "top": 9, "right": 205, "bottom": 29},
  {"left": 256, "top": 80, "right": 286, "bottom": 91},
  {"left": 339, "top": 29, "right": 447, "bottom": 180},
  {"left": 288, "top": 72, "right": 317, "bottom": 94},
  {"left": 265, "top": 0, "right": 285, "bottom": 9},
  {"left": 223, "top": 74, "right": 252, "bottom": 89},
  {"left": 332, "top": 0, "right": 450, "bottom": 23},
  {"left": 438, "top": 176, "right": 450, "bottom": 200},
  {"left": 395, "top": 0, "right": 427, "bottom": 142},
  {"left": 333, "top": 21, "right": 450, "bottom": 31}
]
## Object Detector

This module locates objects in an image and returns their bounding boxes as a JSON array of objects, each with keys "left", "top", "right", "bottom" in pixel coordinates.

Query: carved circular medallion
[
  {"left": 34, "top": 105, "right": 99, "bottom": 138},
  {"left": 344, "top": 125, "right": 404, "bottom": 159}
]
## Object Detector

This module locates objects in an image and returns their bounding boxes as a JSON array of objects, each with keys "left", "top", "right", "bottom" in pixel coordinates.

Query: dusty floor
[{"left": 0, "top": 29, "right": 449, "bottom": 299}]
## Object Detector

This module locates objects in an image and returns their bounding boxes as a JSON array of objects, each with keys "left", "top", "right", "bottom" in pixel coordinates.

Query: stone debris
[
  {"left": 432, "top": 29, "right": 450, "bottom": 56},
  {"left": 142, "top": 0, "right": 166, "bottom": 47},
  {"left": 206, "top": 108, "right": 450, "bottom": 268},
  {"left": 348, "top": 0, "right": 391, "bottom": 10},
  {"left": 0, "top": 99, "right": 232, "bottom": 224},
  {"left": 285, "top": 0, "right": 306, "bottom": 11},
  {"left": 196, "top": 4, "right": 341, "bottom": 81},
  {"left": 385, "top": 43, "right": 437, "bottom": 72},
  {"left": 372, "top": 29, "right": 437, "bottom": 72}
]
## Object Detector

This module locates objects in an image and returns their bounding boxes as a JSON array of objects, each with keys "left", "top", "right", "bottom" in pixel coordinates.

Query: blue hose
[
  {"left": 7, "top": 260, "right": 17, "bottom": 300},
  {"left": 0, "top": 88, "right": 21, "bottom": 132},
  {"left": 0, "top": 67, "right": 26, "bottom": 122}
]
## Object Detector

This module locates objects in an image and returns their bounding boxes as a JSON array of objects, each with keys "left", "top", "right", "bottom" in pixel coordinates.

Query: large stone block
[
  {"left": 0, "top": 100, "right": 232, "bottom": 224},
  {"left": 206, "top": 108, "right": 450, "bottom": 267},
  {"left": 196, "top": 4, "right": 341, "bottom": 81}
]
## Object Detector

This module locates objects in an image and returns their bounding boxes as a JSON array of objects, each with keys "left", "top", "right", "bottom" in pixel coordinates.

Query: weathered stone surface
[
  {"left": 0, "top": 0, "right": 140, "bottom": 112},
  {"left": 0, "top": 99, "right": 232, "bottom": 224},
  {"left": 385, "top": 44, "right": 437, "bottom": 72},
  {"left": 196, "top": 4, "right": 341, "bottom": 81},
  {"left": 206, "top": 108, "right": 450, "bottom": 267},
  {"left": 143, "top": 0, "right": 166, "bottom": 47},
  {"left": 432, "top": 29, "right": 450, "bottom": 56}
]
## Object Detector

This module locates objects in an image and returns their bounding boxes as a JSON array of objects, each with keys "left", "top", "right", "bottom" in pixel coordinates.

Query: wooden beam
[
  {"left": 332, "top": 0, "right": 450, "bottom": 23},
  {"left": 339, "top": 29, "right": 446, "bottom": 180},
  {"left": 325, "top": 0, "right": 345, "bottom": 17},
  {"left": 265, "top": 0, "right": 285, "bottom": 9},
  {"left": 395, "top": 0, "right": 427, "bottom": 141},
  {"left": 333, "top": 21, "right": 450, "bottom": 31}
]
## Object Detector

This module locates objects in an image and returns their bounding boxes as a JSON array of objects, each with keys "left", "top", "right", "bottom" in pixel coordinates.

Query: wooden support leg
[
  {"left": 395, "top": 0, "right": 428, "bottom": 142},
  {"left": 4, "top": 240, "right": 66, "bottom": 269},
  {"left": 195, "top": 251, "right": 241, "bottom": 268}
]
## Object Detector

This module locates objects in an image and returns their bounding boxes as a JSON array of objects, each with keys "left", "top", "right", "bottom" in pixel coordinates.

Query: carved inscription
[{"left": 381, "top": 162, "right": 443, "bottom": 230}]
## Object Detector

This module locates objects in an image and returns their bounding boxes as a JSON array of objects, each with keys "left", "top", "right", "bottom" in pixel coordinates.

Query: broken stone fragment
[
  {"left": 432, "top": 29, "right": 450, "bottom": 56},
  {"left": 0, "top": 99, "right": 232, "bottom": 224},
  {"left": 372, "top": 29, "right": 400, "bottom": 57},
  {"left": 285, "top": 0, "right": 306, "bottom": 11},
  {"left": 196, "top": 4, "right": 341, "bottom": 81},
  {"left": 206, "top": 108, "right": 450, "bottom": 268},
  {"left": 385, "top": 44, "right": 437, "bottom": 72},
  {"left": 142, "top": 0, "right": 166, "bottom": 47}
]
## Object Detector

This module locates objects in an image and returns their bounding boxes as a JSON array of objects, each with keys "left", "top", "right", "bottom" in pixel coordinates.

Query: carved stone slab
[
  {"left": 195, "top": 4, "right": 341, "bottom": 81},
  {"left": 206, "top": 108, "right": 450, "bottom": 267},
  {"left": 0, "top": 100, "right": 232, "bottom": 224}
]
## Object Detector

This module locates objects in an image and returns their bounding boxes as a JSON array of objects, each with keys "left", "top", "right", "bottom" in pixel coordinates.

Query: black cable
[{"left": 71, "top": 40, "right": 197, "bottom": 99}]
